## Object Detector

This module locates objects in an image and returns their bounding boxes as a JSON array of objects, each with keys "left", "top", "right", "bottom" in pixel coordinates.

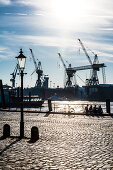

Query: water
[
  {"left": 49, "top": 101, "right": 113, "bottom": 113},
  {"left": 22, "top": 100, "right": 113, "bottom": 114}
]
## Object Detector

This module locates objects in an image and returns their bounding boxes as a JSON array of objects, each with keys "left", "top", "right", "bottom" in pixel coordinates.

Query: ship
[
  {"left": 0, "top": 81, "right": 44, "bottom": 108},
  {"left": 23, "top": 85, "right": 84, "bottom": 101},
  {"left": 83, "top": 84, "right": 113, "bottom": 101}
]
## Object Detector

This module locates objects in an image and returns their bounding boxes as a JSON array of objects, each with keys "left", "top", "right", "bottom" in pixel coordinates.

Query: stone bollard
[
  {"left": 31, "top": 126, "right": 39, "bottom": 142},
  {"left": 106, "top": 99, "right": 110, "bottom": 114},
  {"left": 3, "top": 124, "right": 10, "bottom": 138}
]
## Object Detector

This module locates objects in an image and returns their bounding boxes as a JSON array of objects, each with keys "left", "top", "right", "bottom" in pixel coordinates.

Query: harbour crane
[
  {"left": 58, "top": 52, "right": 105, "bottom": 88},
  {"left": 58, "top": 53, "right": 75, "bottom": 87},
  {"left": 10, "top": 64, "right": 19, "bottom": 88},
  {"left": 78, "top": 39, "right": 106, "bottom": 85},
  {"left": 29, "top": 49, "right": 43, "bottom": 88}
]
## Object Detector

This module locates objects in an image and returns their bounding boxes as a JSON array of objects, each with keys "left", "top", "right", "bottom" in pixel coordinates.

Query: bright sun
[{"left": 50, "top": 0, "right": 92, "bottom": 24}]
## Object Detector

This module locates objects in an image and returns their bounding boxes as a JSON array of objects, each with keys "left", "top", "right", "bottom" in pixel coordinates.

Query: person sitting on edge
[
  {"left": 89, "top": 105, "right": 92, "bottom": 114},
  {"left": 85, "top": 105, "right": 89, "bottom": 114},
  {"left": 98, "top": 105, "right": 103, "bottom": 115},
  {"left": 92, "top": 105, "right": 97, "bottom": 115}
]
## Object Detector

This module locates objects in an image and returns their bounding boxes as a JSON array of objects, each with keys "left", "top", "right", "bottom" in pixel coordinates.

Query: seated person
[
  {"left": 89, "top": 105, "right": 93, "bottom": 114},
  {"left": 92, "top": 105, "right": 97, "bottom": 115},
  {"left": 98, "top": 105, "right": 103, "bottom": 115},
  {"left": 85, "top": 105, "right": 89, "bottom": 114}
]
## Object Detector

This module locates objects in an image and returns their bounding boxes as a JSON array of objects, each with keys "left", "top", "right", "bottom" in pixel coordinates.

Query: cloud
[
  {"left": 0, "top": 32, "right": 74, "bottom": 49},
  {"left": 99, "top": 28, "right": 113, "bottom": 31},
  {"left": 0, "top": 0, "right": 11, "bottom": 5},
  {"left": 0, "top": 45, "right": 16, "bottom": 60},
  {"left": 15, "top": 0, "right": 50, "bottom": 8},
  {"left": 16, "top": 13, "right": 28, "bottom": 16},
  {"left": 0, "top": 32, "right": 113, "bottom": 63},
  {"left": 0, "top": 54, "right": 8, "bottom": 59},
  {"left": 84, "top": 40, "right": 113, "bottom": 56},
  {"left": 15, "top": 0, "right": 113, "bottom": 17},
  {"left": 0, "top": 46, "right": 7, "bottom": 51},
  {"left": 1, "top": 0, "right": 113, "bottom": 34},
  {"left": 4, "top": 13, "right": 28, "bottom": 16},
  {"left": 4, "top": 13, "right": 12, "bottom": 15},
  {"left": 13, "top": 0, "right": 113, "bottom": 32}
]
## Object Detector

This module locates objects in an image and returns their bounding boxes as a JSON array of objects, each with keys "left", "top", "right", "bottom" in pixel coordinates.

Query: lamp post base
[{"left": 20, "top": 122, "right": 24, "bottom": 139}]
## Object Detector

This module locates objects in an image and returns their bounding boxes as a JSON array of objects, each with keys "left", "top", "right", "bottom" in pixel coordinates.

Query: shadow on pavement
[
  {"left": 0, "top": 138, "right": 21, "bottom": 156},
  {"left": 110, "top": 115, "right": 113, "bottom": 118},
  {"left": 0, "top": 136, "right": 5, "bottom": 140},
  {"left": 27, "top": 139, "right": 39, "bottom": 143},
  {"left": 44, "top": 112, "right": 50, "bottom": 117}
]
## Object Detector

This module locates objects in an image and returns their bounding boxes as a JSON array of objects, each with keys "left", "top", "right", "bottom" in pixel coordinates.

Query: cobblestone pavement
[{"left": 0, "top": 111, "right": 113, "bottom": 169}]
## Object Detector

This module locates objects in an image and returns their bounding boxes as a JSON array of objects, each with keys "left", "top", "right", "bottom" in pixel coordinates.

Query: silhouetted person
[
  {"left": 92, "top": 105, "right": 97, "bottom": 115},
  {"left": 98, "top": 105, "right": 103, "bottom": 115},
  {"left": 85, "top": 105, "right": 88, "bottom": 115},
  {"left": 89, "top": 105, "right": 92, "bottom": 115}
]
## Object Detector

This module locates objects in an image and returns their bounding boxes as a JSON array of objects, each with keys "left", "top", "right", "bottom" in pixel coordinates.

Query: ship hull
[{"left": 83, "top": 84, "right": 113, "bottom": 101}]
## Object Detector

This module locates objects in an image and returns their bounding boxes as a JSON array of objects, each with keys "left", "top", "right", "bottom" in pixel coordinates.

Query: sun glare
[{"left": 51, "top": 0, "right": 91, "bottom": 24}]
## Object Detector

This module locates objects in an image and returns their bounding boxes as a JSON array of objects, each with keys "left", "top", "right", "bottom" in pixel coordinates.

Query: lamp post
[{"left": 16, "top": 49, "right": 26, "bottom": 139}]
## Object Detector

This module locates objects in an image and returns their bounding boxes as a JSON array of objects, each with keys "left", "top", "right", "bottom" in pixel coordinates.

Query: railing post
[
  {"left": 29, "top": 92, "right": 31, "bottom": 102},
  {"left": 48, "top": 99, "right": 52, "bottom": 112},
  {"left": 0, "top": 80, "right": 6, "bottom": 109},
  {"left": 106, "top": 99, "right": 110, "bottom": 114}
]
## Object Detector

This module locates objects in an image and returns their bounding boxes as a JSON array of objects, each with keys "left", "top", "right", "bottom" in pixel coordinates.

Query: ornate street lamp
[
  {"left": 16, "top": 49, "right": 26, "bottom": 138},
  {"left": 16, "top": 49, "right": 26, "bottom": 70}
]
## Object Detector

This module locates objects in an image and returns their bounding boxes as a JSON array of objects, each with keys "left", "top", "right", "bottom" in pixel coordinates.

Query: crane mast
[{"left": 90, "top": 53, "right": 99, "bottom": 85}]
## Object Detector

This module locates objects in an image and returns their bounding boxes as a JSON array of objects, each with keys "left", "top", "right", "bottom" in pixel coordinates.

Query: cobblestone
[{"left": 0, "top": 111, "right": 113, "bottom": 169}]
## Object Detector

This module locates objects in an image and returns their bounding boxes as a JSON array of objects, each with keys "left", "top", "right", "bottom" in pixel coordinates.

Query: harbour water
[{"left": 22, "top": 100, "right": 113, "bottom": 114}]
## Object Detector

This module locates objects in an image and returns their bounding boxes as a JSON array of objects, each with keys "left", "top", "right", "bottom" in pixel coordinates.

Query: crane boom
[
  {"left": 29, "top": 48, "right": 38, "bottom": 70},
  {"left": 78, "top": 39, "right": 93, "bottom": 65},
  {"left": 58, "top": 53, "right": 66, "bottom": 69},
  {"left": 68, "top": 63, "right": 105, "bottom": 72}
]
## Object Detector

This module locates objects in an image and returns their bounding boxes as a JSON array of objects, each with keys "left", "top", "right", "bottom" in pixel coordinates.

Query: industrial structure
[
  {"left": 29, "top": 49, "right": 43, "bottom": 88},
  {"left": 10, "top": 64, "right": 19, "bottom": 88},
  {"left": 77, "top": 39, "right": 110, "bottom": 101},
  {"left": 58, "top": 53, "right": 75, "bottom": 87},
  {"left": 78, "top": 39, "right": 106, "bottom": 86},
  {"left": 29, "top": 48, "right": 49, "bottom": 89},
  {"left": 7, "top": 43, "right": 113, "bottom": 101},
  {"left": 58, "top": 50, "right": 106, "bottom": 88}
]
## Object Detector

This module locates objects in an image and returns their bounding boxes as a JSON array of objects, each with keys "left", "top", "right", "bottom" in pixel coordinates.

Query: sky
[{"left": 0, "top": 0, "right": 113, "bottom": 88}]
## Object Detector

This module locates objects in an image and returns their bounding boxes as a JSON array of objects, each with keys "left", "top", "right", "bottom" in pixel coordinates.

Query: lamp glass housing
[
  {"left": 18, "top": 57, "right": 26, "bottom": 70},
  {"left": 16, "top": 49, "right": 26, "bottom": 70}
]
